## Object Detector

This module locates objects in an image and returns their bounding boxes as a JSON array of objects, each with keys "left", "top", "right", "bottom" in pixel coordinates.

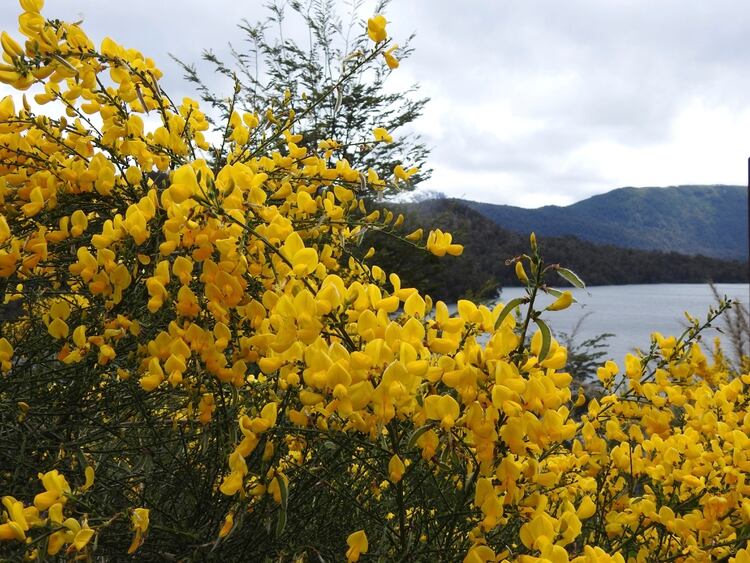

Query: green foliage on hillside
[
  {"left": 464, "top": 185, "right": 749, "bottom": 260},
  {"left": 367, "top": 199, "right": 748, "bottom": 302}
]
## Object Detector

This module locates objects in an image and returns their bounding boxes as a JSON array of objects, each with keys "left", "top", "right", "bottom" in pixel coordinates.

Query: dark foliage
[{"left": 366, "top": 199, "right": 749, "bottom": 302}]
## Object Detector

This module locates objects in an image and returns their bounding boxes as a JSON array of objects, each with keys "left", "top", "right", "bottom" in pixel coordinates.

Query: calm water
[{"left": 493, "top": 284, "right": 750, "bottom": 363}]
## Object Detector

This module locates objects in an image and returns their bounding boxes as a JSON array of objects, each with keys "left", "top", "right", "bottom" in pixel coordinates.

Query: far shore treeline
[
  {"left": 465, "top": 184, "right": 749, "bottom": 260},
  {"left": 368, "top": 198, "right": 748, "bottom": 302}
]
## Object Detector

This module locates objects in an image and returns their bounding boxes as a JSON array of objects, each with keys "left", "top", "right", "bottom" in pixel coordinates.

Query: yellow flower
[
  {"left": 219, "top": 471, "right": 245, "bottom": 497},
  {"left": 546, "top": 290, "right": 573, "bottom": 311},
  {"left": 388, "top": 454, "right": 406, "bottom": 483},
  {"left": 127, "top": 508, "right": 150, "bottom": 554},
  {"left": 21, "top": 186, "right": 44, "bottom": 217},
  {"left": 0, "top": 338, "right": 13, "bottom": 372},
  {"left": 426, "top": 229, "right": 463, "bottom": 257},
  {"left": 394, "top": 164, "right": 418, "bottom": 182},
  {"left": 81, "top": 466, "right": 95, "bottom": 492},
  {"left": 367, "top": 15, "right": 387, "bottom": 43},
  {"left": 405, "top": 228, "right": 423, "bottom": 242},
  {"left": 575, "top": 495, "right": 596, "bottom": 520},
  {"left": 250, "top": 402, "right": 278, "bottom": 433},
  {"left": 267, "top": 473, "right": 288, "bottom": 504},
  {"left": 172, "top": 256, "right": 194, "bottom": 285},
  {"left": 20, "top": 0, "right": 45, "bottom": 14},
  {"left": 198, "top": 393, "right": 215, "bottom": 424},
  {"left": 383, "top": 45, "right": 399, "bottom": 69},
  {"left": 131, "top": 508, "right": 150, "bottom": 533},
  {"left": 48, "top": 503, "right": 63, "bottom": 524},
  {"left": 1, "top": 32, "right": 24, "bottom": 59},
  {"left": 346, "top": 529, "right": 368, "bottom": 562},
  {"left": 73, "top": 526, "right": 94, "bottom": 551},
  {"left": 46, "top": 531, "right": 66, "bottom": 555},
  {"left": 464, "top": 545, "right": 495, "bottom": 563},
  {"left": 70, "top": 210, "right": 88, "bottom": 237},
  {"left": 218, "top": 512, "right": 234, "bottom": 538},
  {"left": 47, "top": 317, "right": 69, "bottom": 339},
  {"left": 515, "top": 261, "right": 529, "bottom": 284},
  {"left": 282, "top": 232, "right": 319, "bottom": 276},
  {"left": 33, "top": 470, "right": 70, "bottom": 511},
  {"left": 169, "top": 164, "right": 200, "bottom": 203},
  {"left": 0, "top": 521, "right": 25, "bottom": 541},
  {"left": 519, "top": 513, "right": 556, "bottom": 550},
  {"left": 424, "top": 395, "right": 460, "bottom": 429},
  {"left": 373, "top": 127, "right": 392, "bottom": 143},
  {"left": 0, "top": 215, "right": 9, "bottom": 244}
]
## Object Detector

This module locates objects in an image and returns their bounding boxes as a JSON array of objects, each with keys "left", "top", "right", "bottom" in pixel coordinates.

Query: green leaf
[
  {"left": 407, "top": 424, "right": 433, "bottom": 450},
  {"left": 494, "top": 297, "right": 527, "bottom": 330},
  {"left": 277, "top": 475, "right": 288, "bottom": 512},
  {"left": 464, "top": 468, "right": 476, "bottom": 493},
  {"left": 275, "top": 508, "right": 287, "bottom": 538},
  {"left": 557, "top": 267, "right": 586, "bottom": 289},
  {"left": 534, "top": 317, "right": 552, "bottom": 362},
  {"left": 274, "top": 474, "right": 289, "bottom": 536},
  {"left": 322, "top": 440, "right": 339, "bottom": 452}
]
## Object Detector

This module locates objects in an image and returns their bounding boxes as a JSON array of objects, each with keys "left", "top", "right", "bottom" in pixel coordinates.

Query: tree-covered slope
[
  {"left": 368, "top": 198, "right": 748, "bottom": 302},
  {"left": 463, "top": 185, "right": 748, "bottom": 260}
]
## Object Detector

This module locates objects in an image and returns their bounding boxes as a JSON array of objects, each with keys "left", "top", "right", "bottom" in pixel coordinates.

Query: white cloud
[{"left": 2, "top": 0, "right": 749, "bottom": 208}]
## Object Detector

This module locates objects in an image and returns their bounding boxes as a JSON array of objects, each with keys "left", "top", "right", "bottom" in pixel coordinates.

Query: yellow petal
[
  {"left": 47, "top": 319, "right": 70, "bottom": 339},
  {"left": 576, "top": 495, "right": 596, "bottom": 520},
  {"left": 48, "top": 503, "right": 63, "bottom": 524},
  {"left": 388, "top": 454, "right": 406, "bottom": 483},
  {"left": 547, "top": 290, "right": 573, "bottom": 311},
  {"left": 0, "top": 521, "right": 25, "bottom": 541},
  {"left": 383, "top": 46, "right": 399, "bottom": 69},
  {"left": 0, "top": 215, "right": 10, "bottom": 244},
  {"left": 131, "top": 508, "right": 150, "bottom": 532},
  {"left": 81, "top": 466, "right": 95, "bottom": 492},
  {"left": 218, "top": 512, "right": 234, "bottom": 538},
  {"left": 73, "top": 527, "right": 94, "bottom": 551},
  {"left": 47, "top": 530, "right": 66, "bottom": 555},
  {"left": 373, "top": 127, "right": 392, "bottom": 143},
  {"left": 292, "top": 247, "right": 318, "bottom": 276},
  {"left": 367, "top": 15, "right": 387, "bottom": 43},
  {"left": 346, "top": 529, "right": 369, "bottom": 562}
]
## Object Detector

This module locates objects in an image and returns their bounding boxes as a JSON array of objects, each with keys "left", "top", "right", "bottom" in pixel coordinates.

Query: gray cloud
[
  {"left": 381, "top": 0, "right": 750, "bottom": 204},
  {"left": 2, "top": 1, "right": 749, "bottom": 206}
]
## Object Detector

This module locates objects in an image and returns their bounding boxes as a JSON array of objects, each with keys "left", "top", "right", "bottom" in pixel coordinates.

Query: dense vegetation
[
  {"left": 175, "top": 0, "right": 430, "bottom": 192},
  {"left": 1, "top": 3, "right": 749, "bottom": 562},
  {"left": 464, "top": 185, "right": 749, "bottom": 261},
  {"left": 369, "top": 199, "right": 748, "bottom": 302}
]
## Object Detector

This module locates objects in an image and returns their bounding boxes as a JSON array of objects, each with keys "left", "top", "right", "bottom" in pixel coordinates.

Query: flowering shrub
[{"left": 0, "top": 2, "right": 749, "bottom": 561}]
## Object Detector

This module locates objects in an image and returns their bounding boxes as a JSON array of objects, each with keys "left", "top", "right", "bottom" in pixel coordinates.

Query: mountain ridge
[
  {"left": 461, "top": 184, "right": 748, "bottom": 260},
  {"left": 366, "top": 198, "right": 748, "bottom": 302}
]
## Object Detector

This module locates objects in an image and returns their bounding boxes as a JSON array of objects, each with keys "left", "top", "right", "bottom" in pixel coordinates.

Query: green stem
[{"left": 514, "top": 259, "right": 544, "bottom": 358}]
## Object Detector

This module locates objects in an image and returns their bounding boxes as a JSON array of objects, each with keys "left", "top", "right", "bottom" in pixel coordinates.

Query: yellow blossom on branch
[
  {"left": 0, "top": 1, "right": 747, "bottom": 562},
  {"left": 367, "top": 15, "right": 387, "bottom": 43}
]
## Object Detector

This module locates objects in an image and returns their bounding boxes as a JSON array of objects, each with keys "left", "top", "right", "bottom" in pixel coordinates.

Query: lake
[{"left": 493, "top": 283, "right": 749, "bottom": 364}]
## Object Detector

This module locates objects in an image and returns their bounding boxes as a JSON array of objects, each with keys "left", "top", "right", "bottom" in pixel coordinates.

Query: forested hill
[
  {"left": 367, "top": 199, "right": 748, "bottom": 302},
  {"left": 462, "top": 185, "right": 748, "bottom": 260}
]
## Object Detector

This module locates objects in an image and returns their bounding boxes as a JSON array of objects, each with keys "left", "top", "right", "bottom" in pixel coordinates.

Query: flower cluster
[{"left": 0, "top": 2, "right": 748, "bottom": 562}]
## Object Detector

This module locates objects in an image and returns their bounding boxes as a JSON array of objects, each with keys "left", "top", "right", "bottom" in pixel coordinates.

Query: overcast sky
[{"left": 3, "top": 1, "right": 750, "bottom": 207}]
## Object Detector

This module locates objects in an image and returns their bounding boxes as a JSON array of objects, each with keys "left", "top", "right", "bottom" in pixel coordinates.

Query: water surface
[{"left": 494, "top": 284, "right": 749, "bottom": 363}]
